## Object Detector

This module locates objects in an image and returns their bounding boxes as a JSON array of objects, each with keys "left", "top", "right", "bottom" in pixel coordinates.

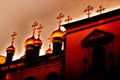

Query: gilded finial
[
  {"left": 32, "top": 21, "right": 39, "bottom": 36},
  {"left": 11, "top": 31, "right": 17, "bottom": 45}
]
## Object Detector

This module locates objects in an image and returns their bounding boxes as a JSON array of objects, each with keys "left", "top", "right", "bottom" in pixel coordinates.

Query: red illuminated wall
[
  {"left": 64, "top": 9, "right": 120, "bottom": 80},
  {"left": 4, "top": 59, "right": 62, "bottom": 80}
]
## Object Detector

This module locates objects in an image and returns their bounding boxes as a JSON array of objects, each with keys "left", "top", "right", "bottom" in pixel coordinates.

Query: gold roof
[
  {"left": 50, "top": 28, "right": 65, "bottom": 42},
  {"left": 24, "top": 36, "right": 35, "bottom": 47},
  {"left": 6, "top": 45, "right": 15, "bottom": 51}
]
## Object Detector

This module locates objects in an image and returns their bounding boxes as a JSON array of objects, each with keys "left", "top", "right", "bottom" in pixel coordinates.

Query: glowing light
[
  {"left": 62, "top": 42, "right": 64, "bottom": 50},
  {"left": 60, "top": 26, "right": 66, "bottom": 32},
  {"left": 40, "top": 49, "right": 45, "bottom": 55},
  {"left": 0, "top": 56, "right": 6, "bottom": 64},
  {"left": 6, "top": 73, "right": 9, "bottom": 80},
  {"left": 45, "top": 48, "right": 52, "bottom": 55},
  {"left": 34, "top": 38, "right": 42, "bottom": 45},
  {"left": 24, "top": 36, "right": 35, "bottom": 47},
  {"left": 6, "top": 45, "right": 15, "bottom": 51},
  {"left": 45, "top": 42, "right": 52, "bottom": 55},
  {"left": 49, "top": 28, "right": 65, "bottom": 42},
  {"left": 26, "top": 40, "right": 33, "bottom": 45}
]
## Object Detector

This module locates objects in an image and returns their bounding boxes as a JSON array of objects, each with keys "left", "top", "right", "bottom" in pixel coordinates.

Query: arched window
[
  {"left": 24, "top": 76, "right": 36, "bottom": 80},
  {"left": 45, "top": 72, "right": 59, "bottom": 80}
]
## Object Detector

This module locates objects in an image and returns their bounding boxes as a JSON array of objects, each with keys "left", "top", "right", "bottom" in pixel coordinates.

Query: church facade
[
  {"left": 64, "top": 8, "right": 120, "bottom": 80},
  {"left": 0, "top": 9, "right": 120, "bottom": 80}
]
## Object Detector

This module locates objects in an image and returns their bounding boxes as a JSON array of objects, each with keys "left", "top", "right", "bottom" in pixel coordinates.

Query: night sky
[{"left": 0, "top": 0, "right": 119, "bottom": 60}]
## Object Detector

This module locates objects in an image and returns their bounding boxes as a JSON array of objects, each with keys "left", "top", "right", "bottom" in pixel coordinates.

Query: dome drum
[
  {"left": 34, "top": 41, "right": 42, "bottom": 47},
  {"left": 53, "top": 42, "right": 62, "bottom": 54},
  {"left": 26, "top": 44, "right": 34, "bottom": 50},
  {"left": 53, "top": 37, "right": 63, "bottom": 42},
  {"left": 6, "top": 50, "right": 15, "bottom": 55}
]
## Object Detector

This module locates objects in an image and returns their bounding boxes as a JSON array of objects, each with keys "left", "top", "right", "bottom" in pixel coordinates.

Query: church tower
[
  {"left": 24, "top": 21, "right": 38, "bottom": 64},
  {"left": 49, "top": 13, "right": 65, "bottom": 54},
  {"left": 33, "top": 24, "right": 43, "bottom": 58},
  {"left": 5, "top": 32, "right": 17, "bottom": 64}
]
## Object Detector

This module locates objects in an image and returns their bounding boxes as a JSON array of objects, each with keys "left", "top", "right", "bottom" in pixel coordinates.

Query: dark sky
[{"left": 0, "top": 0, "right": 119, "bottom": 60}]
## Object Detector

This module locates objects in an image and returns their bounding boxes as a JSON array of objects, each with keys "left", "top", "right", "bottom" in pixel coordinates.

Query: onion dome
[
  {"left": 24, "top": 36, "right": 35, "bottom": 48},
  {"left": 6, "top": 32, "right": 17, "bottom": 53},
  {"left": 45, "top": 48, "right": 52, "bottom": 55},
  {"left": 6, "top": 45, "right": 15, "bottom": 53},
  {"left": 49, "top": 28, "right": 65, "bottom": 42},
  {"left": 45, "top": 44, "right": 52, "bottom": 55},
  {"left": 34, "top": 24, "right": 43, "bottom": 47},
  {"left": 34, "top": 37, "right": 42, "bottom": 47}
]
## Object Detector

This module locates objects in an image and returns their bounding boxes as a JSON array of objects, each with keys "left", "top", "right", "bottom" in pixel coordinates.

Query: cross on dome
[
  {"left": 56, "top": 13, "right": 65, "bottom": 29},
  {"left": 37, "top": 24, "right": 43, "bottom": 38},
  {"left": 84, "top": 5, "right": 93, "bottom": 18},
  {"left": 32, "top": 21, "right": 39, "bottom": 36},
  {"left": 65, "top": 16, "right": 72, "bottom": 23},
  {"left": 97, "top": 6, "right": 105, "bottom": 15}
]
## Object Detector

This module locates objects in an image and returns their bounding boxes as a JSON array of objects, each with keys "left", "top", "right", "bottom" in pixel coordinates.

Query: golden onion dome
[
  {"left": 34, "top": 38, "right": 42, "bottom": 46},
  {"left": 45, "top": 47, "right": 52, "bottom": 55},
  {"left": 50, "top": 28, "right": 65, "bottom": 42},
  {"left": 24, "top": 36, "right": 35, "bottom": 47},
  {"left": 6, "top": 45, "right": 15, "bottom": 52},
  {"left": 45, "top": 42, "right": 52, "bottom": 55}
]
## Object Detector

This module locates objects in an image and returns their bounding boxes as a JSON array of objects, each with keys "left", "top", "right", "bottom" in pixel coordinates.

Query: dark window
[
  {"left": 24, "top": 76, "right": 36, "bottom": 80},
  {"left": 45, "top": 72, "right": 59, "bottom": 80},
  {"left": 92, "top": 46, "right": 106, "bottom": 72}
]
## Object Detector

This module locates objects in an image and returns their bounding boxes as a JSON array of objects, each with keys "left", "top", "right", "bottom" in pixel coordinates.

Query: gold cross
[
  {"left": 32, "top": 21, "right": 39, "bottom": 36},
  {"left": 97, "top": 6, "right": 105, "bottom": 15},
  {"left": 37, "top": 24, "right": 43, "bottom": 38},
  {"left": 56, "top": 13, "right": 65, "bottom": 20},
  {"left": 84, "top": 5, "right": 93, "bottom": 18},
  {"left": 65, "top": 16, "right": 72, "bottom": 23},
  {"left": 11, "top": 32, "right": 17, "bottom": 45},
  {"left": 56, "top": 13, "right": 65, "bottom": 27}
]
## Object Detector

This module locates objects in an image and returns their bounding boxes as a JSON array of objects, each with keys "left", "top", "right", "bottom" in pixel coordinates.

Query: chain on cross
[
  {"left": 11, "top": 31, "right": 17, "bottom": 45},
  {"left": 32, "top": 21, "right": 39, "bottom": 36},
  {"left": 48, "top": 38, "right": 52, "bottom": 48},
  {"left": 84, "top": 5, "right": 93, "bottom": 18},
  {"left": 56, "top": 13, "right": 65, "bottom": 29},
  {"left": 37, "top": 24, "right": 43, "bottom": 38},
  {"left": 96, "top": 6, "right": 105, "bottom": 15},
  {"left": 65, "top": 16, "right": 72, "bottom": 23},
  {"left": 48, "top": 39, "right": 51, "bottom": 49}
]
